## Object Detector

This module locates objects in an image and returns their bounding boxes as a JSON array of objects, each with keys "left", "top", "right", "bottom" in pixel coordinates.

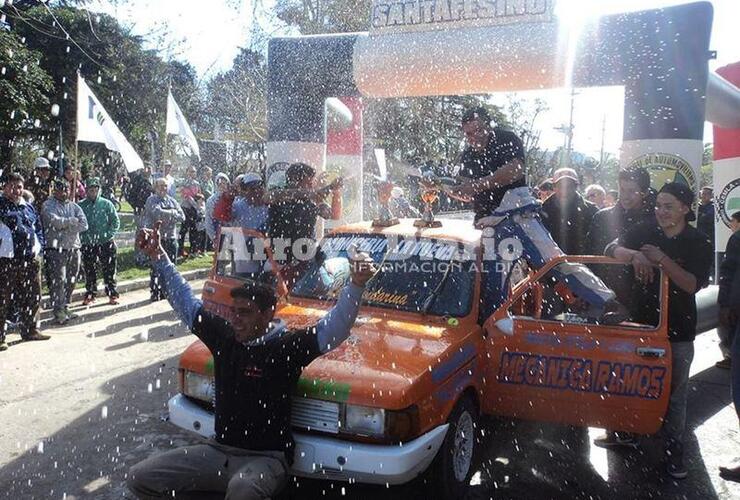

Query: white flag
[
  {"left": 166, "top": 90, "right": 200, "bottom": 159},
  {"left": 76, "top": 75, "right": 144, "bottom": 173}
]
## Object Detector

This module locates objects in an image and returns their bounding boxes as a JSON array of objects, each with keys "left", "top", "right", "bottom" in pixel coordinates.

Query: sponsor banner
[
  {"left": 713, "top": 62, "right": 740, "bottom": 161},
  {"left": 370, "top": 0, "right": 554, "bottom": 35},
  {"left": 713, "top": 62, "right": 740, "bottom": 251},
  {"left": 620, "top": 138, "right": 702, "bottom": 210},
  {"left": 714, "top": 157, "right": 740, "bottom": 251},
  {"left": 498, "top": 352, "right": 667, "bottom": 400}
]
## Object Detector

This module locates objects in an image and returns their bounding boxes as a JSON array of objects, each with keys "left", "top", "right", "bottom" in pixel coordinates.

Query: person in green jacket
[{"left": 79, "top": 177, "right": 121, "bottom": 305}]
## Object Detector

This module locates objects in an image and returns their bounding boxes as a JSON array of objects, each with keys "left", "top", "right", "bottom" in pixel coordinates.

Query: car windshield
[
  {"left": 215, "top": 229, "right": 276, "bottom": 282},
  {"left": 291, "top": 234, "right": 476, "bottom": 317}
]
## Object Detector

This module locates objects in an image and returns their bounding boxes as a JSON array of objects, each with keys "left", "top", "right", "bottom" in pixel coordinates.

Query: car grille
[{"left": 291, "top": 398, "right": 341, "bottom": 434}]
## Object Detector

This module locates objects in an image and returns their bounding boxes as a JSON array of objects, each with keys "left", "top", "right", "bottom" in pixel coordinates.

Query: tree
[
  {"left": 204, "top": 48, "right": 267, "bottom": 144},
  {"left": 0, "top": 28, "right": 54, "bottom": 164},
  {"left": 274, "top": 0, "right": 372, "bottom": 34},
  {"left": 3, "top": 3, "right": 203, "bottom": 169},
  {"left": 365, "top": 96, "right": 506, "bottom": 169}
]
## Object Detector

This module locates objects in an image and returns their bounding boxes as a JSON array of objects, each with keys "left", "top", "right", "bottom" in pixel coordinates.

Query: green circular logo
[{"left": 718, "top": 178, "right": 740, "bottom": 229}]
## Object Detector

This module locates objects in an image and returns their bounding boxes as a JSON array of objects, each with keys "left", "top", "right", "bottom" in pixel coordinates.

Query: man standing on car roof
[
  {"left": 442, "top": 107, "right": 622, "bottom": 323},
  {"left": 599, "top": 182, "right": 713, "bottom": 480},
  {"left": 127, "top": 221, "right": 375, "bottom": 499}
]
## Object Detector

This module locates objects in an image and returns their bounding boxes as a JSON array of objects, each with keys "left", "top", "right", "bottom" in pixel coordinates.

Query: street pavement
[{"left": 0, "top": 281, "right": 738, "bottom": 499}]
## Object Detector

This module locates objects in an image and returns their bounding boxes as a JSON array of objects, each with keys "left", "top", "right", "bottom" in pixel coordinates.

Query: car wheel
[{"left": 430, "top": 395, "right": 479, "bottom": 499}]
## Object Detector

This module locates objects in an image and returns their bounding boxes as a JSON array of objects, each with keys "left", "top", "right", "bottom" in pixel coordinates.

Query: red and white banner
[{"left": 713, "top": 62, "right": 740, "bottom": 252}]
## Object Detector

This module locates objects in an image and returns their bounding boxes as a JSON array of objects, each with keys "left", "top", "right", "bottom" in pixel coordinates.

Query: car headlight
[
  {"left": 343, "top": 404, "right": 385, "bottom": 438},
  {"left": 182, "top": 371, "right": 215, "bottom": 404}
]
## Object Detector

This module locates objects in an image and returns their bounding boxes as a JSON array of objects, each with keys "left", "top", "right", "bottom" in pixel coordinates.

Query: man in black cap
[{"left": 598, "top": 182, "right": 713, "bottom": 480}]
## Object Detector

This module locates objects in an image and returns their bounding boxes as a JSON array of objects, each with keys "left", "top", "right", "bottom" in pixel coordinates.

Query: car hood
[
  {"left": 280, "top": 303, "right": 480, "bottom": 410},
  {"left": 179, "top": 302, "right": 481, "bottom": 410}
]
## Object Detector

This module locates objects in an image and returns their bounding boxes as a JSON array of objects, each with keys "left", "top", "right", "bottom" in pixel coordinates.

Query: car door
[{"left": 481, "top": 257, "right": 671, "bottom": 435}]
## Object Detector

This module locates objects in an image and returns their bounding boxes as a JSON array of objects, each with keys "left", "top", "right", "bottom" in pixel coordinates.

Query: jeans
[
  {"left": 0, "top": 257, "right": 41, "bottom": 341},
  {"left": 718, "top": 323, "right": 736, "bottom": 359},
  {"left": 150, "top": 238, "right": 178, "bottom": 299},
  {"left": 45, "top": 248, "right": 81, "bottom": 313},
  {"left": 134, "top": 208, "right": 148, "bottom": 267},
  {"left": 179, "top": 207, "right": 198, "bottom": 255},
  {"left": 661, "top": 341, "right": 695, "bottom": 448},
  {"left": 190, "top": 229, "right": 207, "bottom": 254},
  {"left": 127, "top": 443, "right": 287, "bottom": 500},
  {"left": 81, "top": 241, "right": 119, "bottom": 298}
]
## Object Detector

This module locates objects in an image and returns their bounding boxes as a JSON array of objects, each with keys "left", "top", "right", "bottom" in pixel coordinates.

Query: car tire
[{"left": 430, "top": 395, "right": 479, "bottom": 499}]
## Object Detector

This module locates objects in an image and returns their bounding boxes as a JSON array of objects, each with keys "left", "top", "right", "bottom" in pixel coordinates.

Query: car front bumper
[{"left": 167, "top": 394, "right": 448, "bottom": 485}]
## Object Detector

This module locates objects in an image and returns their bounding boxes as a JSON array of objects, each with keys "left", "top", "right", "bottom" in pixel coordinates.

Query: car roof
[{"left": 328, "top": 218, "right": 482, "bottom": 245}]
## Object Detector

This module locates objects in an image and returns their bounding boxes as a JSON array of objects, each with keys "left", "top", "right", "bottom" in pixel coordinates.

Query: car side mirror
[{"left": 483, "top": 314, "right": 514, "bottom": 337}]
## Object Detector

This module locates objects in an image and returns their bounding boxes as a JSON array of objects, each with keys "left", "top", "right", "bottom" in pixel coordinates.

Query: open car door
[{"left": 482, "top": 256, "right": 671, "bottom": 434}]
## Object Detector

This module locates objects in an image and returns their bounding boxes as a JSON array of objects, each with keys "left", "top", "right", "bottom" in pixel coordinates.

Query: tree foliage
[
  {"left": 1, "top": 2, "right": 203, "bottom": 169},
  {"left": 0, "top": 28, "right": 55, "bottom": 161},
  {"left": 204, "top": 48, "right": 267, "bottom": 143},
  {"left": 274, "top": 0, "right": 372, "bottom": 34}
]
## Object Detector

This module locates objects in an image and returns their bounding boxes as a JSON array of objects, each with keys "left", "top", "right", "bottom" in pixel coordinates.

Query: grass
[
  {"left": 119, "top": 199, "right": 134, "bottom": 213},
  {"left": 42, "top": 246, "right": 213, "bottom": 293},
  {"left": 115, "top": 247, "right": 213, "bottom": 282}
]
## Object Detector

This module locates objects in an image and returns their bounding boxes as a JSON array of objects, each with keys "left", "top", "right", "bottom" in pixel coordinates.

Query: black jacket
[
  {"left": 697, "top": 202, "right": 715, "bottom": 244},
  {"left": 542, "top": 193, "right": 598, "bottom": 255},
  {"left": 126, "top": 172, "right": 153, "bottom": 211},
  {"left": 587, "top": 202, "right": 656, "bottom": 255},
  {"left": 193, "top": 308, "right": 321, "bottom": 460},
  {"left": 719, "top": 231, "right": 740, "bottom": 309}
]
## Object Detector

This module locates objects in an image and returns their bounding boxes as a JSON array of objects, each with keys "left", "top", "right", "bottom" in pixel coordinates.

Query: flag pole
[
  {"left": 73, "top": 71, "right": 80, "bottom": 202},
  {"left": 73, "top": 140, "right": 79, "bottom": 202},
  {"left": 161, "top": 81, "right": 172, "bottom": 175}
]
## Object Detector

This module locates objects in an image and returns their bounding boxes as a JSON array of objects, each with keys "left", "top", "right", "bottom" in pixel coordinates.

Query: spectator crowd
[{"left": 0, "top": 156, "right": 345, "bottom": 351}]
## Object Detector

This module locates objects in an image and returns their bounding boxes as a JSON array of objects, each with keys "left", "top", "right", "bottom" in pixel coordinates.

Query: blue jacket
[{"left": 0, "top": 196, "right": 44, "bottom": 259}]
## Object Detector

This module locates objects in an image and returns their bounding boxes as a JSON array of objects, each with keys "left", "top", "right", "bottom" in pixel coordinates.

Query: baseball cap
[
  {"left": 53, "top": 179, "right": 69, "bottom": 191},
  {"left": 86, "top": 177, "right": 101, "bottom": 188},
  {"left": 659, "top": 182, "right": 696, "bottom": 221},
  {"left": 240, "top": 172, "right": 263, "bottom": 187},
  {"left": 34, "top": 157, "right": 51, "bottom": 169},
  {"left": 552, "top": 168, "right": 579, "bottom": 184}
]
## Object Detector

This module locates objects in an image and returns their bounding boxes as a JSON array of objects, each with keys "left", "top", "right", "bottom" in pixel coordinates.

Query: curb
[{"left": 39, "top": 267, "right": 210, "bottom": 321}]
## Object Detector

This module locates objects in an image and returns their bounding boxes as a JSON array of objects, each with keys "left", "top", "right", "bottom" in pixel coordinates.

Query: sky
[{"left": 90, "top": 0, "right": 740, "bottom": 156}]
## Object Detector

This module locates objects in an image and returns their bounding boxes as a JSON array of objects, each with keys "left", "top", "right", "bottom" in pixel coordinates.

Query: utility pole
[
  {"left": 555, "top": 88, "right": 578, "bottom": 168},
  {"left": 564, "top": 87, "right": 576, "bottom": 168}
]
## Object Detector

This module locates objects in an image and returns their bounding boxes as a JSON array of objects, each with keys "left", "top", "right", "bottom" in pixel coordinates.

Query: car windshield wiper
[{"left": 421, "top": 257, "right": 455, "bottom": 315}]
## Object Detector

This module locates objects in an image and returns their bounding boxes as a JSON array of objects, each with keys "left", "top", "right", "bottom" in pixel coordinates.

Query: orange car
[{"left": 167, "top": 220, "right": 672, "bottom": 498}]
